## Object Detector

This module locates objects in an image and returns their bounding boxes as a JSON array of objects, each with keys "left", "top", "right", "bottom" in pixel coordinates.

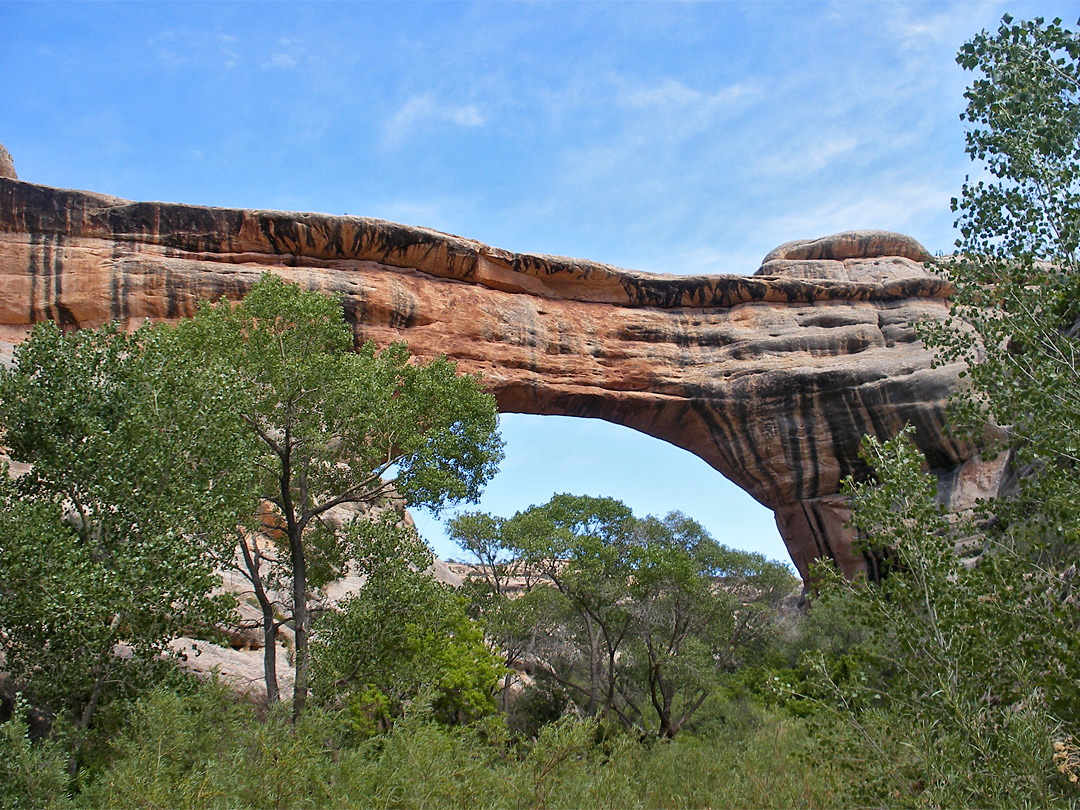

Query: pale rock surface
[
  {"left": 169, "top": 636, "right": 296, "bottom": 702},
  {"left": 0, "top": 143, "right": 15, "bottom": 180}
]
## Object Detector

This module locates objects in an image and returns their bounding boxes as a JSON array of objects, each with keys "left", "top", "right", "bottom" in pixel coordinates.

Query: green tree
[
  {"left": 783, "top": 19, "right": 1080, "bottom": 804},
  {"left": 448, "top": 511, "right": 536, "bottom": 711},
  {"left": 933, "top": 14, "right": 1080, "bottom": 553},
  {"left": 455, "top": 496, "right": 795, "bottom": 737},
  {"left": 310, "top": 552, "right": 503, "bottom": 733},
  {"left": 922, "top": 10, "right": 1080, "bottom": 726},
  {"left": 506, "top": 494, "right": 636, "bottom": 721},
  {"left": 0, "top": 322, "right": 249, "bottom": 772},
  {"left": 819, "top": 427, "right": 1078, "bottom": 806},
  {"left": 622, "top": 512, "right": 794, "bottom": 738},
  {"left": 448, "top": 511, "right": 518, "bottom": 597},
  {"left": 176, "top": 275, "right": 503, "bottom": 717}
]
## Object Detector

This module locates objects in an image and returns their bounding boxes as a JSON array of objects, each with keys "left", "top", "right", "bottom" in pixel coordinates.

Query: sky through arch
[{"left": 412, "top": 413, "right": 786, "bottom": 566}]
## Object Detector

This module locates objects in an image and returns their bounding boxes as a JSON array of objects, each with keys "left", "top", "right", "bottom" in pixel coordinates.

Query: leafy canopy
[
  {"left": 933, "top": 14, "right": 1080, "bottom": 550},
  {"left": 452, "top": 494, "right": 795, "bottom": 737},
  {"left": 0, "top": 320, "right": 250, "bottom": 749},
  {"left": 172, "top": 274, "right": 503, "bottom": 716},
  {"left": 176, "top": 275, "right": 503, "bottom": 520}
]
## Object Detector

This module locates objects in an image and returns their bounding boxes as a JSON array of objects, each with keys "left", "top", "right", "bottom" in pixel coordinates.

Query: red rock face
[{"left": 0, "top": 173, "right": 1001, "bottom": 581}]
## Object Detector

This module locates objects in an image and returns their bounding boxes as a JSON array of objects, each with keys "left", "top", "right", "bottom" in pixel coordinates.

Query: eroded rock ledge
[{"left": 0, "top": 167, "right": 1003, "bottom": 581}]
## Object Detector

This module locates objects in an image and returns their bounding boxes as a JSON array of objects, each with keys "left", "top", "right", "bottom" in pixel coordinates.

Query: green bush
[
  {"left": 77, "top": 679, "right": 865, "bottom": 809},
  {"left": 0, "top": 699, "right": 73, "bottom": 810}
]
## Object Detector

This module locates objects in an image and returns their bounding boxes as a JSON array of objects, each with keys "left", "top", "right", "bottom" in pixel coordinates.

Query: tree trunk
[
  {"left": 290, "top": 529, "right": 309, "bottom": 720},
  {"left": 261, "top": 606, "right": 280, "bottom": 705},
  {"left": 660, "top": 685, "right": 677, "bottom": 739},
  {"left": 239, "top": 534, "right": 281, "bottom": 704},
  {"left": 584, "top": 614, "right": 600, "bottom": 716},
  {"left": 647, "top": 656, "right": 668, "bottom": 738},
  {"left": 603, "top": 635, "right": 622, "bottom": 716},
  {"left": 69, "top": 614, "right": 121, "bottom": 777},
  {"left": 500, "top": 668, "right": 517, "bottom": 713},
  {"left": 69, "top": 664, "right": 110, "bottom": 778},
  {"left": 659, "top": 714, "right": 675, "bottom": 739}
]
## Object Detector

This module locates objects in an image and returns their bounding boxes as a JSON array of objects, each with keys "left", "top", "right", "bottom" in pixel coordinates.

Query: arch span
[{"left": 0, "top": 172, "right": 1007, "bottom": 580}]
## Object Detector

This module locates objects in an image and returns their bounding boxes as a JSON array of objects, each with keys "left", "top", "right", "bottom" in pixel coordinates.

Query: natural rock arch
[{"left": 0, "top": 155, "right": 1007, "bottom": 580}]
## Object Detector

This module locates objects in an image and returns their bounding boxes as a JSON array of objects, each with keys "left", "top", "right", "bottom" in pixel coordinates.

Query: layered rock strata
[{"left": 0, "top": 163, "right": 1003, "bottom": 580}]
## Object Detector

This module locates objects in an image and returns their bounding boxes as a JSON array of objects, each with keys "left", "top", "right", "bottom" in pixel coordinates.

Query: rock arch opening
[{"left": 412, "top": 413, "right": 788, "bottom": 565}]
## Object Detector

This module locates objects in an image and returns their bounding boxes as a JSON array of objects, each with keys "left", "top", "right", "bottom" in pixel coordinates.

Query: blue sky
[{"left": 3, "top": 0, "right": 1073, "bottom": 565}]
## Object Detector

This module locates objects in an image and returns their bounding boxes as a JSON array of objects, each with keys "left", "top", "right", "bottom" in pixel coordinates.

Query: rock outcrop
[
  {"left": 0, "top": 147, "right": 1005, "bottom": 580},
  {"left": 0, "top": 144, "right": 15, "bottom": 181}
]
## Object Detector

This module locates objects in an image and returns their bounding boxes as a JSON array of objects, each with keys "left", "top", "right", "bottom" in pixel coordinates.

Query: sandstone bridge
[{"left": 0, "top": 148, "right": 1006, "bottom": 581}]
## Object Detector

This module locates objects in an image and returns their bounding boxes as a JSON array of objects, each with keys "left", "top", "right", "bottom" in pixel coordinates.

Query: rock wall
[{"left": 0, "top": 155, "right": 1004, "bottom": 580}]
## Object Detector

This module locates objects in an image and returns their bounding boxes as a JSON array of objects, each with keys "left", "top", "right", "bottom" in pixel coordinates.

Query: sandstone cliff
[{"left": 0, "top": 146, "right": 1006, "bottom": 580}]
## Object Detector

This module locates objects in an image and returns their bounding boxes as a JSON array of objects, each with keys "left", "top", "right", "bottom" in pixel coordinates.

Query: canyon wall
[{"left": 0, "top": 157, "right": 1006, "bottom": 580}]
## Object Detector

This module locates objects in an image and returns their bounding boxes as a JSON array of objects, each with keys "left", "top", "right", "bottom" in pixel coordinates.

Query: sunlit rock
[{"left": 0, "top": 147, "right": 1001, "bottom": 582}]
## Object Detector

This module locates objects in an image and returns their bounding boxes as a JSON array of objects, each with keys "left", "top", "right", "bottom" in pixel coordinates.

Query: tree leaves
[
  {"left": 173, "top": 275, "right": 503, "bottom": 716},
  {"left": 0, "top": 321, "right": 251, "bottom": 743},
  {"left": 935, "top": 14, "right": 1080, "bottom": 554},
  {"left": 453, "top": 495, "right": 796, "bottom": 737}
]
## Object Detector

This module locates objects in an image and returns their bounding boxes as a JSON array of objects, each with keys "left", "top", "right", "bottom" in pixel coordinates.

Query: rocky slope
[{"left": 0, "top": 145, "right": 1006, "bottom": 581}]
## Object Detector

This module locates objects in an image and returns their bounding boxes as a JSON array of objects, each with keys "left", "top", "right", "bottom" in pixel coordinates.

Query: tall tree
[
  {"left": 933, "top": 14, "right": 1080, "bottom": 551},
  {"left": 176, "top": 275, "right": 503, "bottom": 717},
  {"left": 829, "top": 427, "right": 1078, "bottom": 806},
  {"left": 449, "top": 510, "right": 555, "bottom": 710},
  {"left": 0, "top": 322, "right": 250, "bottom": 772},
  {"left": 449, "top": 511, "right": 516, "bottom": 597},
  {"left": 456, "top": 496, "right": 794, "bottom": 736},
  {"left": 506, "top": 494, "right": 636, "bottom": 720},
  {"left": 801, "top": 20, "right": 1080, "bottom": 802},
  {"left": 623, "top": 512, "right": 794, "bottom": 738}
]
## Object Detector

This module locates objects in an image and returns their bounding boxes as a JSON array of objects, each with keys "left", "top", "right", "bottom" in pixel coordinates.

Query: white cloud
[
  {"left": 449, "top": 105, "right": 486, "bottom": 127},
  {"left": 753, "top": 135, "right": 862, "bottom": 177},
  {"left": 383, "top": 94, "right": 487, "bottom": 146},
  {"left": 885, "top": 1, "right": 1004, "bottom": 51},
  {"left": 156, "top": 48, "right": 183, "bottom": 67},
  {"left": 762, "top": 181, "right": 955, "bottom": 246},
  {"left": 620, "top": 78, "right": 757, "bottom": 113},
  {"left": 264, "top": 52, "right": 298, "bottom": 69},
  {"left": 150, "top": 30, "right": 185, "bottom": 69},
  {"left": 217, "top": 34, "right": 239, "bottom": 69},
  {"left": 149, "top": 29, "right": 246, "bottom": 70},
  {"left": 615, "top": 76, "right": 764, "bottom": 140},
  {"left": 547, "top": 73, "right": 766, "bottom": 196},
  {"left": 261, "top": 37, "right": 305, "bottom": 71}
]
